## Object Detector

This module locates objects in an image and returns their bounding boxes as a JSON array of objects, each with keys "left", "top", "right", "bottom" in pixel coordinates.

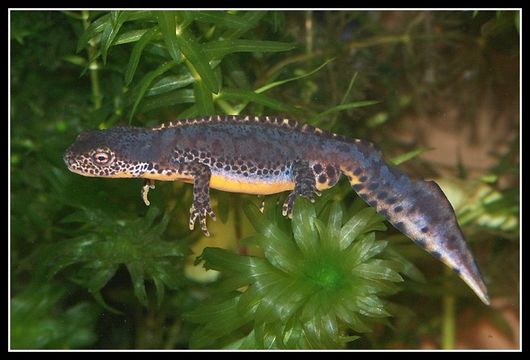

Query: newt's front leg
[
  {"left": 142, "top": 161, "right": 216, "bottom": 236},
  {"left": 186, "top": 162, "right": 217, "bottom": 236}
]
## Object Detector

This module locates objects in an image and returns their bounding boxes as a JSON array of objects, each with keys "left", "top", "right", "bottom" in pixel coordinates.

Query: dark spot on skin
[
  {"left": 318, "top": 174, "right": 327, "bottom": 183},
  {"left": 191, "top": 149, "right": 198, "bottom": 156},
  {"left": 368, "top": 183, "right": 379, "bottom": 190},
  {"left": 338, "top": 144, "right": 350, "bottom": 152},
  {"left": 241, "top": 165, "right": 247, "bottom": 171},
  {"left": 154, "top": 164, "right": 160, "bottom": 170},
  {"left": 224, "top": 165, "right": 230, "bottom": 171},
  {"left": 385, "top": 197, "right": 397, "bottom": 205},
  {"left": 368, "top": 200, "right": 377, "bottom": 207},
  {"left": 313, "top": 164, "right": 323, "bottom": 173},
  {"left": 216, "top": 162, "right": 223, "bottom": 168},
  {"left": 147, "top": 163, "right": 153, "bottom": 170},
  {"left": 352, "top": 184, "right": 364, "bottom": 191},
  {"left": 274, "top": 170, "right": 280, "bottom": 176},
  {"left": 394, "top": 205, "right": 403, "bottom": 213},
  {"left": 421, "top": 226, "right": 429, "bottom": 233},
  {"left": 262, "top": 169, "right": 269, "bottom": 175},
  {"left": 359, "top": 176, "right": 368, "bottom": 182},
  {"left": 353, "top": 168, "right": 362, "bottom": 176},
  {"left": 257, "top": 170, "right": 262, "bottom": 175},
  {"left": 408, "top": 206, "right": 417, "bottom": 215},
  {"left": 378, "top": 209, "right": 389, "bottom": 217},
  {"left": 377, "top": 191, "right": 387, "bottom": 200},
  {"left": 452, "top": 267, "right": 461, "bottom": 275},
  {"left": 395, "top": 221, "right": 406, "bottom": 232},
  {"left": 415, "top": 238, "right": 426, "bottom": 247},
  {"left": 326, "top": 165, "right": 336, "bottom": 178},
  {"left": 431, "top": 251, "right": 442, "bottom": 259}
]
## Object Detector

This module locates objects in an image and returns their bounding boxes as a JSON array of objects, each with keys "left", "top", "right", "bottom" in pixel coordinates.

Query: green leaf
[
  {"left": 128, "top": 60, "right": 178, "bottom": 121},
  {"left": 126, "top": 261, "right": 148, "bottom": 306},
  {"left": 312, "top": 100, "right": 380, "bottom": 121},
  {"left": 11, "top": 283, "right": 98, "bottom": 349},
  {"left": 77, "top": 13, "right": 110, "bottom": 53},
  {"left": 291, "top": 199, "right": 318, "bottom": 257},
  {"left": 100, "top": 11, "right": 129, "bottom": 64},
  {"left": 326, "top": 202, "right": 343, "bottom": 243},
  {"left": 138, "top": 89, "right": 194, "bottom": 114},
  {"left": 113, "top": 28, "right": 150, "bottom": 46},
  {"left": 203, "top": 40, "right": 296, "bottom": 60},
  {"left": 255, "top": 226, "right": 300, "bottom": 274},
  {"left": 339, "top": 207, "right": 386, "bottom": 250},
  {"left": 156, "top": 11, "right": 182, "bottom": 62},
  {"left": 193, "top": 79, "right": 215, "bottom": 115},
  {"left": 219, "top": 88, "right": 302, "bottom": 114},
  {"left": 199, "top": 247, "right": 253, "bottom": 275},
  {"left": 222, "top": 11, "right": 267, "bottom": 39},
  {"left": 177, "top": 29, "right": 220, "bottom": 94},
  {"left": 146, "top": 73, "right": 195, "bottom": 96},
  {"left": 186, "top": 11, "right": 251, "bottom": 28},
  {"left": 389, "top": 147, "right": 431, "bottom": 166},
  {"left": 256, "top": 58, "right": 334, "bottom": 94},
  {"left": 125, "top": 26, "right": 158, "bottom": 86},
  {"left": 354, "top": 259, "right": 403, "bottom": 282}
]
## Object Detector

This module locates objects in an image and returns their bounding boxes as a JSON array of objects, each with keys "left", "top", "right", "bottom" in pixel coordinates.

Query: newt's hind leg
[{"left": 282, "top": 160, "right": 321, "bottom": 218}]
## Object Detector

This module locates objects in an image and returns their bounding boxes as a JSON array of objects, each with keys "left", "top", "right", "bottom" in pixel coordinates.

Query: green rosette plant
[{"left": 187, "top": 198, "right": 418, "bottom": 349}]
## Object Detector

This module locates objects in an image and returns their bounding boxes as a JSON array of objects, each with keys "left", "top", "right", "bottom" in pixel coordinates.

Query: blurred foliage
[{"left": 10, "top": 10, "right": 519, "bottom": 349}]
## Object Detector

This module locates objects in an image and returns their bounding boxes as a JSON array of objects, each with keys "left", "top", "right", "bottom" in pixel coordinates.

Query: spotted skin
[{"left": 64, "top": 115, "right": 489, "bottom": 305}]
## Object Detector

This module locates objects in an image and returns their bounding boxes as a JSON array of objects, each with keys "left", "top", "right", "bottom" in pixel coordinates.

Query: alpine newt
[{"left": 63, "top": 115, "right": 490, "bottom": 305}]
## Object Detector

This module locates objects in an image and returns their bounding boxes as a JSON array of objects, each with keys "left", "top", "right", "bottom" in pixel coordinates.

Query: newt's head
[{"left": 63, "top": 127, "right": 157, "bottom": 178}]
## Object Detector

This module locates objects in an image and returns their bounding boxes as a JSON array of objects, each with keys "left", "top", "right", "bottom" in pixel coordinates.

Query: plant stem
[
  {"left": 81, "top": 10, "right": 102, "bottom": 110},
  {"left": 441, "top": 267, "right": 456, "bottom": 349}
]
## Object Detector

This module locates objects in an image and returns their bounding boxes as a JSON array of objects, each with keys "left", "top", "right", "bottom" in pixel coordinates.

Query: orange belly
[{"left": 210, "top": 175, "right": 295, "bottom": 195}]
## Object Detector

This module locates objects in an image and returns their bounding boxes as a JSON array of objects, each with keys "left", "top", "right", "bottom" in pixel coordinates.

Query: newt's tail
[{"left": 339, "top": 142, "right": 490, "bottom": 305}]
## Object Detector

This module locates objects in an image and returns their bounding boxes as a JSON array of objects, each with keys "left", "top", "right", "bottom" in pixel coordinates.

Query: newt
[{"left": 63, "top": 115, "right": 490, "bottom": 305}]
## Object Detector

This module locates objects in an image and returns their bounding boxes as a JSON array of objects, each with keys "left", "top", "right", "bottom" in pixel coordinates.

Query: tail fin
[{"left": 340, "top": 148, "right": 490, "bottom": 305}]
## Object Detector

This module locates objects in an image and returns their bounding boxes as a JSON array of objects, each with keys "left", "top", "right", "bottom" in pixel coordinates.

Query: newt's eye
[{"left": 93, "top": 151, "right": 113, "bottom": 165}]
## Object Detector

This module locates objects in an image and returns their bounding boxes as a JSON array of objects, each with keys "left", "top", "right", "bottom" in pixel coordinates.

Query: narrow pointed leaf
[
  {"left": 339, "top": 207, "right": 386, "bottom": 250},
  {"left": 177, "top": 30, "right": 220, "bottom": 94},
  {"left": 291, "top": 199, "right": 318, "bottom": 256},
  {"left": 156, "top": 11, "right": 181, "bottom": 62},
  {"left": 146, "top": 73, "right": 195, "bottom": 96},
  {"left": 312, "top": 100, "right": 380, "bottom": 121},
  {"left": 114, "top": 29, "right": 150, "bottom": 46},
  {"left": 100, "top": 11, "right": 129, "bottom": 64},
  {"left": 222, "top": 11, "right": 267, "bottom": 39},
  {"left": 256, "top": 58, "right": 334, "bottom": 94},
  {"left": 219, "top": 88, "right": 301, "bottom": 114},
  {"left": 126, "top": 261, "right": 148, "bottom": 306},
  {"left": 138, "top": 89, "right": 194, "bottom": 114},
  {"left": 125, "top": 26, "right": 158, "bottom": 85},
  {"left": 203, "top": 40, "right": 296, "bottom": 60},
  {"left": 186, "top": 11, "right": 250, "bottom": 28},
  {"left": 389, "top": 147, "right": 431, "bottom": 166},
  {"left": 193, "top": 80, "right": 215, "bottom": 115},
  {"left": 77, "top": 13, "right": 110, "bottom": 53},
  {"left": 128, "top": 60, "right": 178, "bottom": 121}
]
